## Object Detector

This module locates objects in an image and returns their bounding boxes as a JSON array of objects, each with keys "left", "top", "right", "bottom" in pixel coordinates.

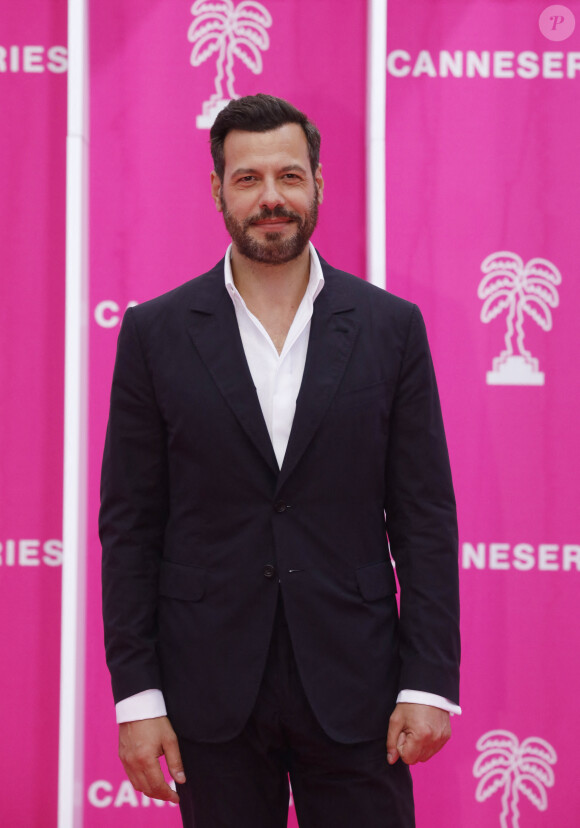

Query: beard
[{"left": 220, "top": 190, "right": 319, "bottom": 265}]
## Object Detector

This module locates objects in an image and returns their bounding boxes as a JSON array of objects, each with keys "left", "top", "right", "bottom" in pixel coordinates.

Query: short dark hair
[{"left": 210, "top": 93, "right": 321, "bottom": 181}]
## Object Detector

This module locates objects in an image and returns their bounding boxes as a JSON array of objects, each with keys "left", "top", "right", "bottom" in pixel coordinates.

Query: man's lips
[{"left": 252, "top": 217, "right": 293, "bottom": 227}]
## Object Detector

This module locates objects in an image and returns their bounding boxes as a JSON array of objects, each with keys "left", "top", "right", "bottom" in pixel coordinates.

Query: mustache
[{"left": 245, "top": 206, "right": 302, "bottom": 228}]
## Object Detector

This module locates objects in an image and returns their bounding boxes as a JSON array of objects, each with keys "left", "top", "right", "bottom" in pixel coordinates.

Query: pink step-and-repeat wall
[
  {"left": 0, "top": 1, "right": 68, "bottom": 825},
  {"left": 2, "top": 1, "right": 579, "bottom": 826}
]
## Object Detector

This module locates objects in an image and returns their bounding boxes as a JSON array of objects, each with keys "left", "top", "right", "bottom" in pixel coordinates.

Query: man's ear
[
  {"left": 315, "top": 164, "right": 324, "bottom": 205},
  {"left": 210, "top": 171, "right": 223, "bottom": 212}
]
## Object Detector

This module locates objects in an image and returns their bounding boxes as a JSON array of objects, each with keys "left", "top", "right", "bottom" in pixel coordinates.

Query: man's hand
[
  {"left": 386, "top": 703, "right": 451, "bottom": 765},
  {"left": 118, "top": 716, "right": 185, "bottom": 803}
]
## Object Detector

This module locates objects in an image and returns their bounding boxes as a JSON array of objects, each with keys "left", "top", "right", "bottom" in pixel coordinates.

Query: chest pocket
[{"left": 332, "top": 379, "right": 390, "bottom": 412}]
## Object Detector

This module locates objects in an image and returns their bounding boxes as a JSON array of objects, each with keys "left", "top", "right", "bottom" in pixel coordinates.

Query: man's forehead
[{"left": 222, "top": 123, "right": 309, "bottom": 170}]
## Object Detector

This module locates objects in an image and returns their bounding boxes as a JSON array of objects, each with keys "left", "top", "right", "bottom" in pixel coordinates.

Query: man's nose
[{"left": 259, "top": 178, "right": 285, "bottom": 210}]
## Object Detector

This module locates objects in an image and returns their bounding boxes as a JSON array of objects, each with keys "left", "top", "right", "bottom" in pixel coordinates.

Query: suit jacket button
[
  {"left": 274, "top": 501, "right": 287, "bottom": 513},
  {"left": 263, "top": 564, "right": 276, "bottom": 579}
]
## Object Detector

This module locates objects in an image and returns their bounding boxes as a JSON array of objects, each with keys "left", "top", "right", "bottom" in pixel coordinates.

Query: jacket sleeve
[
  {"left": 384, "top": 304, "right": 460, "bottom": 704},
  {"left": 100, "top": 307, "right": 169, "bottom": 703}
]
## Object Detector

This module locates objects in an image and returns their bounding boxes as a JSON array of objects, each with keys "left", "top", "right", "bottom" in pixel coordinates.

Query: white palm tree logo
[
  {"left": 188, "top": 0, "right": 273, "bottom": 129},
  {"left": 473, "top": 730, "right": 557, "bottom": 828},
  {"left": 478, "top": 251, "right": 561, "bottom": 385}
]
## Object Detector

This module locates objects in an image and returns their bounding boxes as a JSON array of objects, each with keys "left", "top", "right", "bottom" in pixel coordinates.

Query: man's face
[{"left": 211, "top": 123, "right": 324, "bottom": 265}]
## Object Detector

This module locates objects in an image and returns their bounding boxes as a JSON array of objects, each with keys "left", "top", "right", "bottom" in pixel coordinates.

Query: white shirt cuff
[
  {"left": 115, "top": 689, "right": 167, "bottom": 724},
  {"left": 397, "top": 689, "right": 462, "bottom": 715}
]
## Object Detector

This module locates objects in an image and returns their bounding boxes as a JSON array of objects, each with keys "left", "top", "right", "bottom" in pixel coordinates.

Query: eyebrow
[
  {"left": 230, "top": 164, "right": 308, "bottom": 178},
  {"left": 279, "top": 164, "right": 308, "bottom": 174}
]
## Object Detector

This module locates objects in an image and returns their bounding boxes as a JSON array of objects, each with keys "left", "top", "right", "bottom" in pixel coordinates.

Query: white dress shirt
[{"left": 115, "top": 243, "right": 461, "bottom": 723}]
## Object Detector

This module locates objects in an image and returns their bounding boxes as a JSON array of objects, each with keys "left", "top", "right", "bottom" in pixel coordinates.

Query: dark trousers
[{"left": 176, "top": 601, "right": 415, "bottom": 828}]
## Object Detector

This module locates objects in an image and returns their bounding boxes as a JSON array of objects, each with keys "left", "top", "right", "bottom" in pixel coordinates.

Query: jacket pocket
[
  {"left": 355, "top": 561, "right": 397, "bottom": 601},
  {"left": 159, "top": 560, "right": 206, "bottom": 602},
  {"left": 332, "top": 379, "right": 390, "bottom": 412}
]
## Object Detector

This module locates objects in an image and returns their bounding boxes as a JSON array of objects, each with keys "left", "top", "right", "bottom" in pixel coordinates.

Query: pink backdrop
[
  {"left": 0, "top": 2, "right": 67, "bottom": 825},
  {"left": 386, "top": 2, "right": 580, "bottom": 826},
  {"left": 2, "top": 0, "right": 579, "bottom": 826}
]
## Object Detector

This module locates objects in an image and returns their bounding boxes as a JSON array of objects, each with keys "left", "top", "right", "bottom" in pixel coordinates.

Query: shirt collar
[{"left": 224, "top": 242, "right": 325, "bottom": 307}]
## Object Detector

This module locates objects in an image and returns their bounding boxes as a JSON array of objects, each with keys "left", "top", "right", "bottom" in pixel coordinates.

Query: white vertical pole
[
  {"left": 58, "top": 0, "right": 89, "bottom": 825},
  {"left": 366, "top": 0, "right": 387, "bottom": 288}
]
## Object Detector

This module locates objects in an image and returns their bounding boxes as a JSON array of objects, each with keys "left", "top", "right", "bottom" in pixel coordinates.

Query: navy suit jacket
[{"left": 100, "top": 255, "right": 460, "bottom": 744}]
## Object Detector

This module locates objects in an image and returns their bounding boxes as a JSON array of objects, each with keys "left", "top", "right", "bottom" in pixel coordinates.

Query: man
[{"left": 100, "top": 94, "right": 460, "bottom": 828}]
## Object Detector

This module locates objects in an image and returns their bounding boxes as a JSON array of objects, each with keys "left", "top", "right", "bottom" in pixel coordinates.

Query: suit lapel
[
  {"left": 186, "top": 259, "right": 360, "bottom": 486},
  {"left": 276, "top": 266, "right": 359, "bottom": 493},
  {"left": 187, "top": 266, "right": 279, "bottom": 475}
]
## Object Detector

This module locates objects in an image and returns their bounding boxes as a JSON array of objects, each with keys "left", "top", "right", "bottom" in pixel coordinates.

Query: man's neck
[
  {"left": 230, "top": 244, "right": 311, "bottom": 311},
  {"left": 230, "top": 245, "right": 311, "bottom": 355}
]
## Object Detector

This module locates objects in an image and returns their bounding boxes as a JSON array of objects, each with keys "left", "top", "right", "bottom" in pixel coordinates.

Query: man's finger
[
  {"left": 164, "top": 732, "right": 186, "bottom": 786},
  {"left": 398, "top": 733, "right": 422, "bottom": 765},
  {"left": 142, "top": 759, "right": 180, "bottom": 804},
  {"left": 123, "top": 768, "right": 144, "bottom": 796},
  {"left": 124, "top": 759, "right": 180, "bottom": 804},
  {"left": 386, "top": 715, "right": 403, "bottom": 764}
]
